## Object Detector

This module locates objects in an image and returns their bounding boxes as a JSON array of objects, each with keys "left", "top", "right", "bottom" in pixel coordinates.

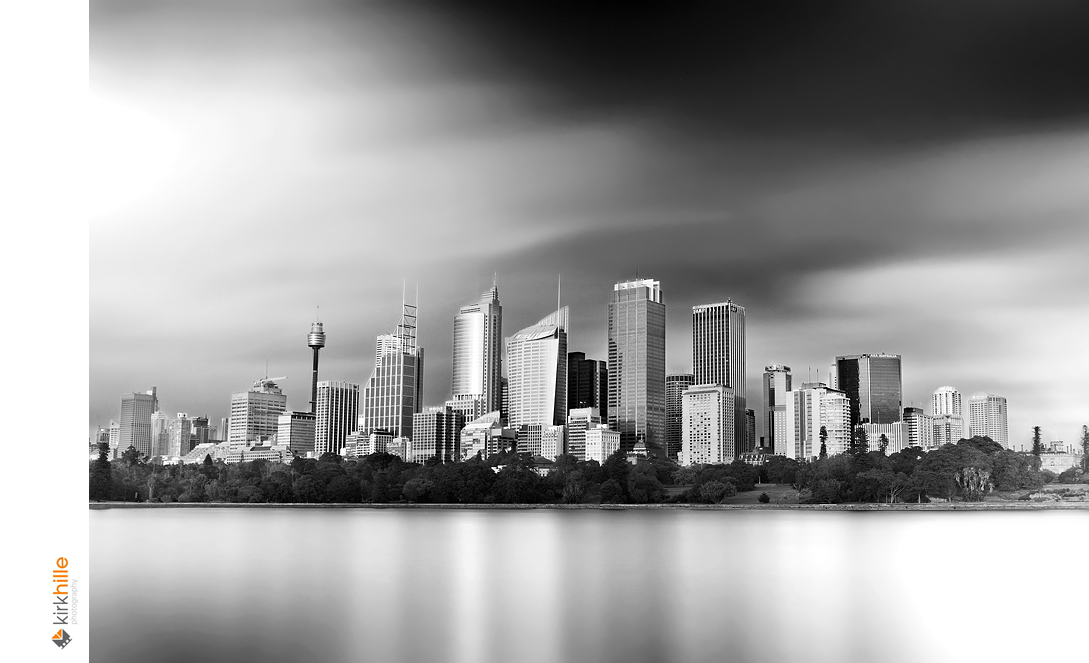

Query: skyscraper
[
  {"left": 229, "top": 378, "right": 288, "bottom": 449},
  {"left": 903, "top": 407, "right": 934, "bottom": 450},
  {"left": 666, "top": 373, "right": 694, "bottom": 460},
  {"left": 566, "top": 407, "right": 602, "bottom": 462},
  {"left": 932, "top": 386, "right": 962, "bottom": 416},
  {"left": 168, "top": 412, "right": 192, "bottom": 457},
  {"left": 680, "top": 384, "right": 737, "bottom": 465},
  {"left": 506, "top": 307, "right": 568, "bottom": 427},
  {"left": 119, "top": 387, "right": 158, "bottom": 457},
  {"left": 359, "top": 301, "right": 424, "bottom": 439},
  {"left": 447, "top": 281, "right": 503, "bottom": 420},
  {"left": 833, "top": 354, "right": 903, "bottom": 427},
  {"left": 608, "top": 278, "right": 666, "bottom": 453},
  {"left": 692, "top": 300, "right": 747, "bottom": 452},
  {"left": 762, "top": 364, "right": 792, "bottom": 454},
  {"left": 315, "top": 380, "right": 360, "bottom": 456},
  {"left": 783, "top": 382, "right": 851, "bottom": 459},
  {"left": 968, "top": 392, "right": 1008, "bottom": 448},
  {"left": 150, "top": 409, "right": 169, "bottom": 457},
  {"left": 568, "top": 352, "right": 608, "bottom": 412}
]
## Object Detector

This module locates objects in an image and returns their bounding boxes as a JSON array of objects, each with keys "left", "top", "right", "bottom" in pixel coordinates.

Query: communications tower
[{"left": 307, "top": 318, "right": 326, "bottom": 414}]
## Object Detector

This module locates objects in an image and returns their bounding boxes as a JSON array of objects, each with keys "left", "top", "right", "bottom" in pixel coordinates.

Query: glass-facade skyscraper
[
  {"left": 608, "top": 279, "right": 666, "bottom": 453},
  {"left": 568, "top": 352, "right": 607, "bottom": 412},
  {"left": 506, "top": 307, "right": 568, "bottom": 427},
  {"left": 119, "top": 387, "right": 158, "bottom": 457},
  {"left": 448, "top": 282, "right": 502, "bottom": 421},
  {"left": 666, "top": 373, "right": 694, "bottom": 460},
  {"left": 692, "top": 300, "right": 747, "bottom": 452},
  {"left": 359, "top": 303, "right": 424, "bottom": 440},
  {"left": 834, "top": 353, "right": 903, "bottom": 428}
]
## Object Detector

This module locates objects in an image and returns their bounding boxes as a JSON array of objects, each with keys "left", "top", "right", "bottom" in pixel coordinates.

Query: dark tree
[
  {"left": 879, "top": 434, "right": 889, "bottom": 455},
  {"left": 819, "top": 425, "right": 828, "bottom": 459},
  {"left": 849, "top": 427, "right": 869, "bottom": 456},
  {"left": 90, "top": 442, "right": 112, "bottom": 501},
  {"left": 1082, "top": 425, "right": 1089, "bottom": 473},
  {"left": 1031, "top": 426, "right": 1043, "bottom": 471},
  {"left": 120, "top": 445, "right": 145, "bottom": 467}
]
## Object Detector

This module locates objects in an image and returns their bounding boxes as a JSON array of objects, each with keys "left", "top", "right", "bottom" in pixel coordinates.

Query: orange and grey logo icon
[{"left": 52, "top": 629, "right": 71, "bottom": 649}]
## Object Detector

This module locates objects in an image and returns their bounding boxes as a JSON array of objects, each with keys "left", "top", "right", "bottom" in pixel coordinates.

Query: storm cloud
[{"left": 90, "top": 1, "right": 1089, "bottom": 444}]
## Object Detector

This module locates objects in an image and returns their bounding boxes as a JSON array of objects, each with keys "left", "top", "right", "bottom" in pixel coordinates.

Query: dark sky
[{"left": 90, "top": 1, "right": 1089, "bottom": 444}]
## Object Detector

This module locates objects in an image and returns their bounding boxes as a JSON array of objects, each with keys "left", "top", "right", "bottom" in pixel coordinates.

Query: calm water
[{"left": 90, "top": 508, "right": 1082, "bottom": 663}]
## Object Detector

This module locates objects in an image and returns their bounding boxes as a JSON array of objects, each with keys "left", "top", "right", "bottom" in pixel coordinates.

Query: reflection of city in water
[{"left": 90, "top": 509, "right": 1080, "bottom": 663}]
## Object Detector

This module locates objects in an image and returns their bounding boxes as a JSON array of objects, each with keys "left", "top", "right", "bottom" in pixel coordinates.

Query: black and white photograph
[{"left": 7, "top": 1, "right": 1089, "bottom": 662}]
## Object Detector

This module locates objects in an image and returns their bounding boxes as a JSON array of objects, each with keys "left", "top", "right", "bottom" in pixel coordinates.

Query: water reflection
[{"left": 90, "top": 509, "right": 1083, "bottom": 663}]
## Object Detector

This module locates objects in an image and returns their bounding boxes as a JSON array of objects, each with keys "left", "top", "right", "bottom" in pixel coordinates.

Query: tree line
[{"left": 89, "top": 433, "right": 1087, "bottom": 506}]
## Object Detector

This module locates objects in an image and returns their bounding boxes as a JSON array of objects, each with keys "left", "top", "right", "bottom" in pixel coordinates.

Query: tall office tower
[
  {"left": 568, "top": 352, "right": 608, "bottom": 412},
  {"left": 228, "top": 378, "right": 288, "bottom": 449},
  {"left": 118, "top": 387, "right": 158, "bottom": 457},
  {"left": 411, "top": 406, "right": 464, "bottom": 464},
  {"left": 219, "top": 417, "right": 230, "bottom": 443},
  {"left": 833, "top": 354, "right": 903, "bottom": 427},
  {"left": 783, "top": 383, "right": 851, "bottom": 459},
  {"left": 666, "top": 374, "right": 695, "bottom": 460},
  {"left": 506, "top": 307, "right": 568, "bottom": 428},
  {"left": 359, "top": 302, "right": 424, "bottom": 439},
  {"left": 692, "top": 300, "right": 747, "bottom": 453},
  {"left": 903, "top": 407, "right": 934, "bottom": 450},
  {"left": 932, "top": 386, "right": 962, "bottom": 417},
  {"left": 608, "top": 279, "right": 666, "bottom": 453},
  {"left": 762, "top": 365, "right": 792, "bottom": 454},
  {"left": 168, "top": 413, "right": 192, "bottom": 457},
  {"left": 745, "top": 409, "right": 756, "bottom": 451},
  {"left": 277, "top": 410, "right": 316, "bottom": 455},
  {"left": 191, "top": 416, "right": 209, "bottom": 451},
  {"left": 447, "top": 282, "right": 503, "bottom": 420},
  {"left": 680, "top": 384, "right": 737, "bottom": 466},
  {"left": 150, "top": 410, "right": 169, "bottom": 457},
  {"left": 307, "top": 321, "right": 326, "bottom": 413},
  {"left": 566, "top": 407, "right": 602, "bottom": 462},
  {"left": 968, "top": 392, "right": 1008, "bottom": 448},
  {"left": 315, "top": 381, "right": 360, "bottom": 457}
]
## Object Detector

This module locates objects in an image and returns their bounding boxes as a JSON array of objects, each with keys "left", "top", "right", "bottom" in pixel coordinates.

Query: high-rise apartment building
[
  {"left": 680, "top": 384, "right": 737, "bottom": 466},
  {"left": 833, "top": 354, "right": 903, "bottom": 427},
  {"left": 506, "top": 307, "right": 568, "bottom": 428},
  {"left": 447, "top": 282, "right": 503, "bottom": 420},
  {"left": 277, "top": 411, "right": 316, "bottom": 455},
  {"left": 608, "top": 278, "right": 666, "bottom": 453},
  {"left": 119, "top": 387, "right": 159, "bottom": 457},
  {"left": 692, "top": 300, "right": 747, "bottom": 453},
  {"left": 932, "top": 386, "right": 962, "bottom": 417},
  {"left": 359, "top": 302, "right": 424, "bottom": 439},
  {"left": 932, "top": 414, "right": 965, "bottom": 447},
  {"left": 150, "top": 410, "right": 170, "bottom": 457},
  {"left": 968, "top": 392, "right": 1008, "bottom": 448},
  {"left": 568, "top": 352, "right": 608, "bottom": 412},
  {"left": 762, "top": 365, "right": 792, "bottom": 454},
  {"left": 411, "top": 406, "right": 464, "bottom": 464},
  {"left": 228, "top": 378, "right": 288, "bottom": 449},
  {"left": 168, "top": 412, "right": 192, "bottom": 457},
  {"left": 666, "top": 374, "right": 695, "bottom": 460},
  {"left": 315, "top": 381, "right": 360, "bottom": 456},
  {"left": 783, "top": 382, "right": 851, "bottom": 459}
]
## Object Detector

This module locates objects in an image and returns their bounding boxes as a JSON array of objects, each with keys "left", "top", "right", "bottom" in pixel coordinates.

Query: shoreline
[{"left": 89, "top": 501, "right": 1089, "bottom": 511}]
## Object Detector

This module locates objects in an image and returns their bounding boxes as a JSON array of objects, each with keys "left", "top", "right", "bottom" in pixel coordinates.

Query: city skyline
[{"left": 90, "top": 2, "right": 1089, "bottom": 448}]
